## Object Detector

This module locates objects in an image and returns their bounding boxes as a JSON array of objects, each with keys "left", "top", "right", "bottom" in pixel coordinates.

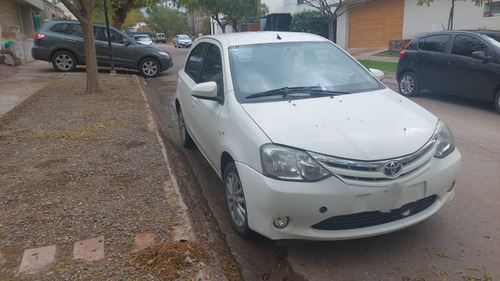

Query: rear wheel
[
  {"left": 177, "top": 107, "right": 195, "bottom": 148},
  {"left": 224, "top": 162, "right": 253, "bottom": 238},
  {"left": 494, "top": 91, "right": 500, "bottom": 114},
  {"left": 398, "top": 72, "right": 420, "bottom": 97},
  {"left": 139, "top": 57, "right": 160, "bottom": 78},
  {"left": 51, "top": 51, "right": 76, "bottom": 72}
]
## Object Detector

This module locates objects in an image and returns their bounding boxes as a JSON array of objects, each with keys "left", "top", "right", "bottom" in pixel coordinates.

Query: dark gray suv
[
  {"left": 397, "top": 30, "right": 500, "bottom": 113},
  {"left": 31, "top": 19, "right": 173, "bottom": 78}
]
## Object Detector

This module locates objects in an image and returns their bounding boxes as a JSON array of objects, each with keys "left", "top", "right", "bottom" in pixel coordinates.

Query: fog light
[{"left": 273, "top": 216, "right": 289, "bottom": 229}]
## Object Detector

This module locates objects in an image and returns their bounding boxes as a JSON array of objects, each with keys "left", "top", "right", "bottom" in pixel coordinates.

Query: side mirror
[
  {"left": 123, "top": 39, "right": 130, "bottom": 46},
  {"left": 192, "top": 81, "right": 219, "bottom": 100},
  {"left": 369, "top": 68, "right": 385, "bottom": 81},
  {"left": 471, "top": 51, "right": 491, "bottom": 63}
]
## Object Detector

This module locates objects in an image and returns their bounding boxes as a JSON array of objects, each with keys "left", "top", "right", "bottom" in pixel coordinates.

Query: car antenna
[{"left": 276, "top": 33, "right": 282, "bottom": 40}]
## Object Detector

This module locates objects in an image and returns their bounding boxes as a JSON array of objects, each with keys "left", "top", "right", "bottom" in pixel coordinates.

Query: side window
[
  {"left": 105, "top": 29, "right": 125, "bottom": 44},
  {"left": 93, "top": 26, "right": 104, "bottom": 41},
  {"left": 419, "top": 35, "right": 449, "bottom": 52},
  {"left": 200, "top": 45, "right": 224, "bottom": 99},
  {"left": 67, "top": 24, "right": 82, "bottom": 37},
  {"left": 185, "top": 43, "right": 207, "bottom": 81},
  {"left": 50, "top": 23, "right": 69, "bottom": 34},
  {"left": 451, "top": 35, "right": 486, "bottom": 57}
]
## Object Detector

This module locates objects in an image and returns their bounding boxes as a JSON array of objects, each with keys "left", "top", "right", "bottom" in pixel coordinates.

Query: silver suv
[{"left": 31, "top": 19, "right": 173, "bottom": 78}]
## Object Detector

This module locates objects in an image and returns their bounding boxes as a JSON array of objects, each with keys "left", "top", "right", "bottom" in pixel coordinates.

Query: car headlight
[
  {"left": 158, "top": 51, "right": 170, "bottom": 59},
  {"left": 434, "top": 120, "right": 455, "bottom": 159},
  {"left": 260, "top": 144, "right": 332, "bottom": 181}
]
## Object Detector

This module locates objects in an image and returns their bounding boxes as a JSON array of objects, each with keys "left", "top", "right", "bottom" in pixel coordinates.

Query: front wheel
[
  {"left": 398, "top": 72, "right": 420, "bottom": 97},
  {"left": 139, "top": 57, "right": 160, "bottom": 78},
  {"left": 494, "top": 91, "right": 500, "bottom": 114},
  {"left": 177, "top": 107, "right": 195, "bottom": 148},
  {"left": 51, "top": 51, "right": 77, "bottom": 72},
  {"left": 224, "top": 162, "right": 253, "bottom": 238}
]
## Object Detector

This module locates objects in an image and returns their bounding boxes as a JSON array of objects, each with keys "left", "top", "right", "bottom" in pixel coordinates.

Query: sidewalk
[{"left": 0, "top": 69, "right": 229, "bottom": 280}]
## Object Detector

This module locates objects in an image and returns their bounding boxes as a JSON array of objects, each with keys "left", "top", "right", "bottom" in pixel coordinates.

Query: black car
[
  {"left": 397, "top": 30, "right": 500, "bottom": 113},
  {"left": 32, "top": 19, "right": 173, "bottom": 78}
]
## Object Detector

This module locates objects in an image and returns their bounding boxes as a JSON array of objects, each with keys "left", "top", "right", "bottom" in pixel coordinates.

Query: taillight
[
  {"left": 34, "top": 33, "right": 46, "bottom": 40},
  {"left": 399, "top": 40, "right": 413, "bottom": 58}
]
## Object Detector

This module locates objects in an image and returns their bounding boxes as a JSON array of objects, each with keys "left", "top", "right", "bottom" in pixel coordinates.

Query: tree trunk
[
  {"left": 328, "top": 17, "right": 335, "bottom": 42},
  {"left": 448, "top": 0, "right": 455, "bottom": 30},
  {"left": 112, "top": 7, "right": 128, "bottom": 30},
  {"left": 80, "top": 18, "right": 100, "bottom": 94}
]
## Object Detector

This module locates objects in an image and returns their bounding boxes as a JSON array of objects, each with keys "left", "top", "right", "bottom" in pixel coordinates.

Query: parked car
[
  {"left": 175, "top": 32, "right": 462, "bottom": 241},
  {"left": 174, "top": 34, "right": 192, "bottom": 48},
  {"left": 31, "top": 19, "right": 173, "bottom": 78},
  {"left": 155, "top": 32, "right": 166, "bottom": 43},
  {"left": 397, "top": 30, "right": 500, "bottom": 113},
  {"left": 133, "top": 34, "right": 153, "bottom": 46}
]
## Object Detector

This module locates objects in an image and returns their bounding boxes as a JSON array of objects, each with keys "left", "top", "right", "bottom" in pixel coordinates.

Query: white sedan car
[{"left": 175, "top": 32, "right": 462, "bottom": 241}]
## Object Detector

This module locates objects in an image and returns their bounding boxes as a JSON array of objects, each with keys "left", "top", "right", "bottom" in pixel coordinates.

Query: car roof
[
  {"left": 415, "top": 29, "right": 500, "bottom": 38},
  {"left": 196, "top": 32, "right": 328, "bottom": 47}
]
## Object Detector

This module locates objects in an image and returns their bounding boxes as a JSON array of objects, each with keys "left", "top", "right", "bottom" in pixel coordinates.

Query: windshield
[
  {"left": 484, "top": 33, "right": 500, "bottom": 49},
  {"left": 228, "top": 42, "right": 383, "bottom": 102},
  {"left": 179, "top": 35, "right": 190, "bottom": 39}
]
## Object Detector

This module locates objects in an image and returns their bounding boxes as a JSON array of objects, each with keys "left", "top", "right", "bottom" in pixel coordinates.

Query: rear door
[
  {"left": 413, "top": 34, "right": 451, "bottom": 91},
  {"left": 443, "top": 34, "right": 500, "bottom": 101}
]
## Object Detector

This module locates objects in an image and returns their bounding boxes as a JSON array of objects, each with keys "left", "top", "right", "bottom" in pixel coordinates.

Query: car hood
[{"left": 241, "top": 89, "right": 438, "bottom": 160}]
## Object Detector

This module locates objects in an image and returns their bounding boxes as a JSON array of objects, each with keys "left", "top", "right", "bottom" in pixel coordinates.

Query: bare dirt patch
[{"left": 0, "top": 73, "right": 239, "bottom": 280}]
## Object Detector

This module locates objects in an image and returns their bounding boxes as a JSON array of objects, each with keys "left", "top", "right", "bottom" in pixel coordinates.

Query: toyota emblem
[{"left": 383, "top": 161, "right": 403, "bottom": 177}]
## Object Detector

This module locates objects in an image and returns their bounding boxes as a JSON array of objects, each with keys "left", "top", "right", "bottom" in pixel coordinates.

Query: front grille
[
  {"left": 311, "top": 195, "right": 436, "bottom": 231},
  {"left": 309, "top": 135, "right": 437, "bottom": 186}
]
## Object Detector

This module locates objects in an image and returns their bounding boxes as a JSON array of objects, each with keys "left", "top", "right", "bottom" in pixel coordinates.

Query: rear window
[{"left": 418, "top": 34, "right": 449, "bottom": 52}]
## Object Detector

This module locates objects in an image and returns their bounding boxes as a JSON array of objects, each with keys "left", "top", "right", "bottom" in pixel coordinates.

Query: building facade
[
  {"left": 264, "top": 0, "right": 500, "bottom": 49},
  {"left": 1, "top": 0, "right": 73, "bottom": 64}
]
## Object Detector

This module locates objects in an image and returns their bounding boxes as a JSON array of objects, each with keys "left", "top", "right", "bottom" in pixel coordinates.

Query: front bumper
[
  {"left": 236, "top": 149, "right": 461, "bottom": 240},
  {"left": 158, "top": 56, "right": 173, "bottom": 71}
]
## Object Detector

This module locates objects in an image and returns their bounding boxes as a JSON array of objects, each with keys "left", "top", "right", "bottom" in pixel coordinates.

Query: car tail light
[
  {"left": 399, "top": 40, "right": 413, "bottom": 58},
  {"left": 34, "top": 33, "right": 46, "bottom": 40}
]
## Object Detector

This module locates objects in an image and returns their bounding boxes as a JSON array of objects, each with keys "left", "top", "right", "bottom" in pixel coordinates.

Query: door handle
[{"left": 448, "top": 62, "right": 457, "bottom": 67}]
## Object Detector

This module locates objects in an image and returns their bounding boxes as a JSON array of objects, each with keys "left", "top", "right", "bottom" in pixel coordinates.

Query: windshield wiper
[{"left": 246, "top": 86, "right": 350, "bottom": 99}]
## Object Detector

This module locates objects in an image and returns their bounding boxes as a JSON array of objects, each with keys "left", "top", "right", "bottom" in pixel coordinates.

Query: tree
[
  {"left": 174, "top": 0, "right": 266, "bottom": 33},
  {"left": 301, "top": 0, "right": 373, "bottom": 42},
  {"left": 122, "top": 8, "right": 146, "bottom": 30},
  {"left": 60, "top": 0, "right": 101, "bottom": 94},
  {"left": 290, "top": 10, "right": 329, "bottom": 38},
  {"left": 145, "top": 5, "right": 188, "bottom": 38},
  {"left": 417, "top": 0, "right": 492, "bottom": 30}
]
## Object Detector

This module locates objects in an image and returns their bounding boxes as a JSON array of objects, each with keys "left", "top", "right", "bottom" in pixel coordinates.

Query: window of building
[
  {"left": 297, "top": 0, "right": 305, "bottom": 4},
  {"left": 485, "top": 2, "right": 500, "bottom": 16}
]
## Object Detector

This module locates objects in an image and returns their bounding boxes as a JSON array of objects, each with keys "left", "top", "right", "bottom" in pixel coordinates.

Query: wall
[
  {"left": 0, "top": 0, "right": 20, "bottom": 37},
  {"left": 402, "top": 0, "right": 500, "bottom": 39}
]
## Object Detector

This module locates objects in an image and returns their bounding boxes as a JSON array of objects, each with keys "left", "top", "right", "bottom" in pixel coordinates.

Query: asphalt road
[{"left": 153, "top": 43, "right": 500, "bottom": 281}]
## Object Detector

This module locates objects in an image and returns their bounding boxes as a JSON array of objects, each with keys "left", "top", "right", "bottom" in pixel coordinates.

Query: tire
[
  {"left": 51, "top": 51, "right": 77, "bottom": 72},
  {"left": 139, "top": 57, "right": 160, "bottom": 78},
  {"left": 224, "top": 162, "right": 253, "bottom": 238},
  {"left": 398, "top": 72, "right": 420, "bottom": 97},
  {"left": 494, "top": 91, "right": 500, "bottom": 114},
  {"left": 177, "top": 107, "right": 195, "bottom": 148}
]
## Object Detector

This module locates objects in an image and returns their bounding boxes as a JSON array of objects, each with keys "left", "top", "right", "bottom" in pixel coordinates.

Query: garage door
[{"left": 348, "top": 0, "right": 404, "bottom": 48}]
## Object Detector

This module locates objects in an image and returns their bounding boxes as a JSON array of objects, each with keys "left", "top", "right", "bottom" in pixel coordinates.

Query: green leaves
[{"left": 290, "top": 10, "right": 328, "bottom": 38}]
